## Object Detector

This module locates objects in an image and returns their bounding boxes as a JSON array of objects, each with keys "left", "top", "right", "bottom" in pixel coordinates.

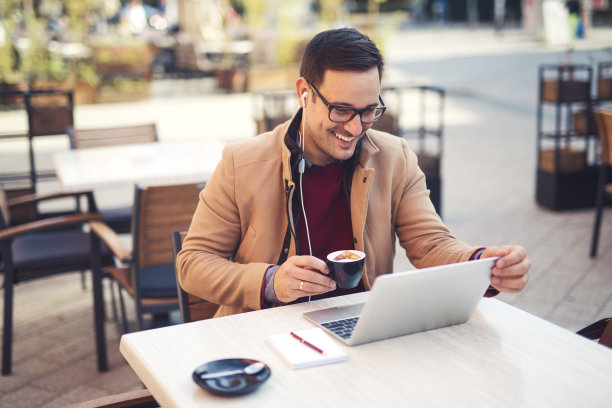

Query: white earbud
[{"left": 301, "top": 91, "right": 308, "bottom": 108}]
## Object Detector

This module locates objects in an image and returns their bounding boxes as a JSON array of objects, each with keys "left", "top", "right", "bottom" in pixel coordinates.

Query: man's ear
[{"left": 295, "top": 77, "right": 310, "bottom": 108}]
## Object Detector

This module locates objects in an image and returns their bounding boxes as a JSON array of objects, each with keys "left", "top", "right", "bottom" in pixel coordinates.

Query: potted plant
[
  {"left": 0, "top": 1, "right": 27, "bottom": 107},
  {"left": 73, "top": 61, "right": 99, "bottom": 104}
]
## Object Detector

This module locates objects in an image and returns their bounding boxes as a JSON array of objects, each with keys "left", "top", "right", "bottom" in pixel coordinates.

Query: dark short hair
[{"left": 299, "top": 28, "right": 384, "bottom": 88}]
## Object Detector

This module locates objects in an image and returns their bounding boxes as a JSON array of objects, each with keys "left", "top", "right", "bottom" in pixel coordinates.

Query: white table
[
  {"left": 120, "top": 295, "right": 612, "bottom": 407},
  {"left": 53, "top": 139, "right": 225, "bottom": 191}
]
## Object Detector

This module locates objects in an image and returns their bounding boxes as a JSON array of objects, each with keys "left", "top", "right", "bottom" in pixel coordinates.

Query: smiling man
[{"left": 177, "top": 28, "right": 531, "bottom": 317}]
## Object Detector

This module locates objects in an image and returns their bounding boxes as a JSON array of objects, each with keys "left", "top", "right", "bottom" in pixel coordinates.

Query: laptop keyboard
[{"left": 321, "top": 317, "right": 359, "bottom": 339}]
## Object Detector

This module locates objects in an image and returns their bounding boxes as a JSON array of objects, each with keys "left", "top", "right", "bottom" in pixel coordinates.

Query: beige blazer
[{"left": 177, "top": 115, "right": 479, "bottom": 317}]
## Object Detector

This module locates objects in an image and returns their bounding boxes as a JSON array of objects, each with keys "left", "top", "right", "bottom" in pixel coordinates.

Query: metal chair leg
[
  {"left": 590, "top": 167, "right": 607, "bottom": 258},
  {"left": 109, "top": 279, "right": 119, "bottom": 322},
  {"left": 2, "top": 242, "right": 15, "bottom": 375},
  {"left": 90, "top": 233, "right": 108, "bottom": 372},
  {"left": 117, "top": 285, "right": 129, "bottom": 334}
]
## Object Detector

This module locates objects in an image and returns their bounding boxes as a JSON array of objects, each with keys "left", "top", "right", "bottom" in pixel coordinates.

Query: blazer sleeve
[{"left": 394, "top": 138, "right": 479, "bottom": 267}]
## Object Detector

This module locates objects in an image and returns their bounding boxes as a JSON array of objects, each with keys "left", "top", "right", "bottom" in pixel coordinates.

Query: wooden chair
[
  {"left": 66, "top": 124, "right": 158, "bottom": 234},
  {"left": 67, "top": 124, "right": 158, "bottom": 149},
  {"left": 171, "top": 231, "right": 219, "bottom": 323},
  {"left": 589, "top": 108, "right": 612, "bottom": 258},
  {"left": 90, "top": 182, "right": 204, "bottom": 332},
  {"left": 0, "top": 184, "right": 112, "bottom": 375},
  {"left": 24, "top": 90, "right": 74, "bottom": 191}
]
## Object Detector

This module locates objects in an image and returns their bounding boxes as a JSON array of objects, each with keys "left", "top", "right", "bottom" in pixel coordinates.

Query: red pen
[{"left": 290, "top": 331, "right": 324, "bottom": 354}]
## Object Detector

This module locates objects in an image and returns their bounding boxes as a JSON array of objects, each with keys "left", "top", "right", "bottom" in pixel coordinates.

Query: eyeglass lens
[{"left": 330, "top": 107, "right": 384, "bottom": 124}]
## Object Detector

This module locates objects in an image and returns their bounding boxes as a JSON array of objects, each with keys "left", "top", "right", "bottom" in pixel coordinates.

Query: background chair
[
  {"left": 0, "top": 184, "right": 111, "bottom": 375},
  {"left": 589, "top": 108, "right": 612, "bottom": 258},
  {"left": 66, "top": 124, "right": 158, "bottom": 234},
  {"left": 171, "top": 231, "right": 219, "bottom": 323},
  {"left": 25, "top": 90, "right": 74, "bottom": 192},
  {"left": 90, "top": 182, "right": 203, "bottom": 332},
  {"left": 577, "top": 317, "right": 612, "bottom": 348}
]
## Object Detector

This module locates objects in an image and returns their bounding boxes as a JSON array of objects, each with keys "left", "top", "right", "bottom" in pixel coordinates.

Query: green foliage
[
  {"left": 21, "top": 20, "right": 69, "bottom": 81},
  {"left": 74, "top": 61, "right": 99, "bottom": 86},
  {"left": 64, "top": 0, "right": 95, "bottom": 41},
  {"left": 0, "top": 1, "right": 22, "bottom": 82},
  {"left": 236, "top": 0, "right": 266, "bottom": 30}
]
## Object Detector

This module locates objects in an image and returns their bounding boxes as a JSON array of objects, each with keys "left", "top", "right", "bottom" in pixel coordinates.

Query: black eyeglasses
[{"left": 306, "top": 80, "right": 386, "bottom": 124}]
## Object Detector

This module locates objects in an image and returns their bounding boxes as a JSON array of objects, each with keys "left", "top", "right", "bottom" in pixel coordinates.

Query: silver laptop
[{"left": 303, "top": 257, "right": 497, "bottom": 346}]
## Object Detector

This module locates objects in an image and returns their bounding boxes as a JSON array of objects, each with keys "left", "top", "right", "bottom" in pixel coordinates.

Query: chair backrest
[
  {"left": 595, "top": 108, "right": 612, "bottom": 166},
  {"left": 0, "top": 185, "right": 9, "bottom": 229},
  {"left": 133, "top": 182, "right": 203, "bottom": 269},
  {"left": 171, "top": 230, "right": 219, "bottom": 323},
  {"left": 25, "top": 90, "right": 74, "bottom": 137},
  {"left": 67, "top": 124, "right": 158, "bottom": 149}
]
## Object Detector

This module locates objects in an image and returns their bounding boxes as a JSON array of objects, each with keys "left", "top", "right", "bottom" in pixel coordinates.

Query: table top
[
  {"left": 53, "top": 139, "right": 225, "bottom": 191},
  {"left": 120, "top": 295, "right": 612, "bottom": 407}
]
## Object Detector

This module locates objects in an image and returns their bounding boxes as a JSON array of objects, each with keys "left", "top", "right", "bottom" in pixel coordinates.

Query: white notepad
[{"left": 266, "top": 328, "right": 348, "bottom": 370}]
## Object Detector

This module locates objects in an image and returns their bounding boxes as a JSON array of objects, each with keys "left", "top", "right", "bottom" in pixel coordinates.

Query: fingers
[
  {"left": 483, "top": 245, "right": 531, "bottom": 294},
  {"left": 275, "top": 256, "right": 336, "bottom": 303},
  {"left": 491, "top": 259, "right": 530, "bottom": 293}
]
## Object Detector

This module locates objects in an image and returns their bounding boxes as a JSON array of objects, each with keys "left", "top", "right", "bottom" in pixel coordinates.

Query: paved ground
[{"left": 1, "top": 26, "right": 611, "bottom": 407}]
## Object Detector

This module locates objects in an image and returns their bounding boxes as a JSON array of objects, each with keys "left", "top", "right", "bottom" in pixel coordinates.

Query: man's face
[{"left": 300, "top": 68, "right": 381, "bottom": 166}]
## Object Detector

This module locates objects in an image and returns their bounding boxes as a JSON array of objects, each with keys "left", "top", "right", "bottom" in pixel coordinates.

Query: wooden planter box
[
  {"left": 216, "top": 69, "right": 248, "bottom": 93},
  {"left": 96, "top": 81, "right": 150, "bottom": 103},
  {"left": 598, "top": 78, "right": 612, "bottom": 101},
  {"left": 0, "top": 82, "right": 27, "bottom": 107},
  {"left": 539, "top": 148, "right": 586, "bottom": 173},
  {"left": 248, "top": 66, "right": 299, "bottom": 92},
  {"left": 73, "top": 81, "right": 98, "bottom": 105},
  {"left": 572, "top": 108, "right": 595, "bottom": 136}
]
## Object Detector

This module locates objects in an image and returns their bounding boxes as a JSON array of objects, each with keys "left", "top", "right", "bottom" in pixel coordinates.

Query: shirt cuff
[
  {"left": 484, "top": 286, "right": 500, "bottom": 297},
  {"left": 470, "top": 247, "right": 499, "bottom": 297},
  {"left": 470, "top": 247, "right": 486, "bottom": 260},
  {"left": 261, "top": 265, "right": 288, "bottom": 308}
]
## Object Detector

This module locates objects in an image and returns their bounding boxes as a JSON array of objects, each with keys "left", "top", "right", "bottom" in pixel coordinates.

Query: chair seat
[
  {"left": 108, "top": 262, "right": 178, "bottom": 298},
  {"left": 11, "top": 230, "right": 112, "bottom": 274}
]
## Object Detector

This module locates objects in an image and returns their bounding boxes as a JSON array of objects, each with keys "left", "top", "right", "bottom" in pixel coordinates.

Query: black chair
[
  {"left": 90, "top": 182, "right": 203, "bottom": 332},
  {"left": 0, "top": 184, "right": 111, "bottom": 375},
  {"left": 589, "top": 108, "right": 612, "bottom": 258},
  {"left": 171, "top": 231, "right": 219, "bottom": 323},
  {"left": 577, "top": 317, "right": 612, "bottom": 349},
  {"left": 66, "top": 124, "right": 158, "bottom": 234}
]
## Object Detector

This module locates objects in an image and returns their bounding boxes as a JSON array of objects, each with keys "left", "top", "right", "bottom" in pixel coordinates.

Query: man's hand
[
  {"left": 274, "top": 255, "right": 336, "bottom": 303},
  {"left": 481, "top": 245, "right": 531, "bottom": 294}
]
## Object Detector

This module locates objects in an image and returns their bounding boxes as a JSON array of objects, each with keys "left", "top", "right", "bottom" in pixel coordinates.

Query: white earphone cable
[
  {"left": 298, "top": 127, "right": 312, "bottom": 256},
  {"left": 300, "top": 95, "right": 313, "bottom": 303}
]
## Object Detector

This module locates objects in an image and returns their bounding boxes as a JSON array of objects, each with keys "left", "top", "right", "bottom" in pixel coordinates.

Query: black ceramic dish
[{"left": 192, "top": 358, "right": 271, "bottom": 396}]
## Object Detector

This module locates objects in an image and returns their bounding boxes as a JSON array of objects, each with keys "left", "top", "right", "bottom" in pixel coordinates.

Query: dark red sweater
[{"left": 295, "top": 161, "right": 364, "bottom": 300}]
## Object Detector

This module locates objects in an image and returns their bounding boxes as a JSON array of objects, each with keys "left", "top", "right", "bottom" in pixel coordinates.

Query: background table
[
  {"left": 120, "top": 295, "right": 612, "bottom": 407},
  {"left": 53, "top": 139, "right": 225, "bottom": 191}
]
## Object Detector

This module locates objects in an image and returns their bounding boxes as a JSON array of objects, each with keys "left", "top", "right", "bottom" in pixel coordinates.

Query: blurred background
[{"left": 0, "top": 0, "right": 611, "bottom": 104}]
